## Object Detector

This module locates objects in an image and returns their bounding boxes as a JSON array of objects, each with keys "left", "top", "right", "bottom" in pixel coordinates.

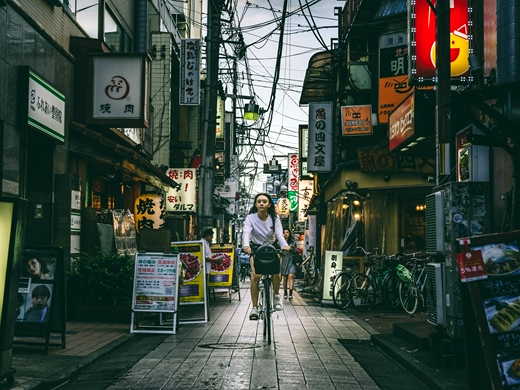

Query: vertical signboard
[
  {"left": 165, "top": 168, "right": 197, "bottom": 212},
  {"left": 409, "top": 0, "right": 472, "bottom": 84},
  {"left": 298, "top": 180, "right": 314, "bottom": 222},
  {"left": 388, "top": 92, "right": 415, "bottom": 152},
  {"left": 288, "top": 154, "right": 299, "bottom": 212},
  {"left": 180, "top": 39, "right": 201, "bottom": 105},
  {"left": 134, "top": 194, "right": 165, "bottom": 232},
  {"left": 378, "top": 31, "right": 412, "bottom": 124},
  {"left": 322, "top": 251, "right": 343, "bottom": 303},
  {"left": 308, "top": 102, "right": 333, "bottom": 172},
  {"left": 208, "top": 245, "right": 234, "bottom": 287}
]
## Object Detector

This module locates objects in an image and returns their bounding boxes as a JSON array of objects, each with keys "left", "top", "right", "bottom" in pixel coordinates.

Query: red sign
[
  {"left": 410, "top": 0, "right": 471, "bottom": 84},
  {"left": 388, "top": 93, "right": 414, "bottom": 151},
  {"left": 456, "top": 250, "right": 487, "bottom": 282}
]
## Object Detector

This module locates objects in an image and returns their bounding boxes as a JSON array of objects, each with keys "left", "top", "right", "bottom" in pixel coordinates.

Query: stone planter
[{"left": 76, "top": 305, "right": 131, "bottom": 324}]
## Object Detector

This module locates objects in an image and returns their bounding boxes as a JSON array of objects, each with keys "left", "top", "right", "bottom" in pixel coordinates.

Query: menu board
[
  {"left": 132, "top": 253, "right": 179, "bottom": 311},
  {"left": 172, "top": 241, "right": 205, "bottom": 304},
  {"left": 208, "top": 245, "right": 235, "bottom": 287},
  {"left": 461, "top": 231, "right": 520, "bottom": 390}
]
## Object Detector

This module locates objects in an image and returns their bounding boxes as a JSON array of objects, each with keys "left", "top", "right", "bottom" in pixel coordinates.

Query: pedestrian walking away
[{"left": 242, "top": 193, "right": 290, "bottom": 320}]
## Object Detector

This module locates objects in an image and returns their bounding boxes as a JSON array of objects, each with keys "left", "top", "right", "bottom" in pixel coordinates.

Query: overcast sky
[{"left": 226, "top": 0, "right": 339, "bottom": 192}]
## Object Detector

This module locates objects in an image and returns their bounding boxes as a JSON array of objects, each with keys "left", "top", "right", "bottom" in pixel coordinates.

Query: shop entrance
[{"left": 400, "top": 200, "right": 427, "bottom": 252}]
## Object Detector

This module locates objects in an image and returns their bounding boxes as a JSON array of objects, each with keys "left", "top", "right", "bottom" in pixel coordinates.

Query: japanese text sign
[
  {"left": 298, "top": 180, "right": 314, "bottom": 222},
  {"left": 288, "top": 154, "right": 299, "bottom": 212},
  {"left": 180, "top": 39, "right": 201, "bottom": 105},
  {"left": 134, "top": 194, "right": 165, "bottom": 233},
  {"left": 308, "top": 102, "right": 333, "bottom": 172},
  {"left": 409, "top": 0, "right": 471, "bottom": 84},
  {"left": 165, "top": 168, "right": 197, "bottom": 212},
  {"left": 456, "top": 249, "right": 487, "bottom": 282},
  {"left": 389, "top": 92, "right": 415, "bottom": 151},
  {"left": 341, "top": 105, "right": 373, "bottom": 136},
  {"left": 26, "top": 69, "right": 65, "bottom": 143},
  {"left": 91, "top": 54, "right": 150, "bottom": 127}
]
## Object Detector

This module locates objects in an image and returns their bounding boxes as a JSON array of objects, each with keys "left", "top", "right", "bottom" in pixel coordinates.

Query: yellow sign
[
  {"left": 134, "top": 194, "right": 165, "bottom": 232},
  {"left": 208, "top": 245, "right": 235, "bottom": 287},
  {"left": 341, "top": 105, "right": 373, "bottom": 136},
  {"left": 173, "top": 242, "right": 205, "bottom": 303}
]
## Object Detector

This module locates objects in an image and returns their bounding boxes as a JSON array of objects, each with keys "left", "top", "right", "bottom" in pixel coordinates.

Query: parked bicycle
[
  {"left": 253, "top": 243, "right": 284, "bottom": 345},
  {"left": 331, "top": 261, "right": 359, "bottom": 310},
  {"left": 399, "top": 255, "right": 429, "bottom": 314},
  {"left": 238, "top": 252, "right": 251, "bottom": 282},
  {"left": 299, "top": 246, "right": 324, "bottom": 303}
]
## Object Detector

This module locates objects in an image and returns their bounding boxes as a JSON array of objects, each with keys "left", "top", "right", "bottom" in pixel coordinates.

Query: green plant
[{"left": 72, "top": 249, "right": 134, "bottom": 306}]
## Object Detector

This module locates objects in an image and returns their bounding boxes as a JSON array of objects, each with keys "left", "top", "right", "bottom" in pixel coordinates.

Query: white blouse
[{"left": 242, "top": 213, "right": 288, "bottom": 248}]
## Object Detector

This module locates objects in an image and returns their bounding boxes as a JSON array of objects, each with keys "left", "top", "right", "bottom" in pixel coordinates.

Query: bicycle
[
  {"left": 300, "top": 246, "right": 316, "bottom": 287},
  {"left": 238, "top": 253, "right": 251, "bottom": 282},
  {"left": 252, "top": 243, "right": 283, "bottom": 345},
  {"left": 331, "top": 261, "right": 359, "bottom": 310},
  {"left": 398, "top": 255, "right": 429, "bottom": 314}
]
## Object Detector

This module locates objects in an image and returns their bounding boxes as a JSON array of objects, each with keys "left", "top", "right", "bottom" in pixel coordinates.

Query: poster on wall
[{"left": 461, "top": 231, "right": 520, "bottom": 389}]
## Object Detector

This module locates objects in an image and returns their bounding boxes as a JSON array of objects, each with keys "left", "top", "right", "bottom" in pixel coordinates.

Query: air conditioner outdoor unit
[
  {"left": 425, "top": 191, "right": 445, "bottom": 255},
  {"left": 426, "top": 262, "right": 445, "bottom": 327}
]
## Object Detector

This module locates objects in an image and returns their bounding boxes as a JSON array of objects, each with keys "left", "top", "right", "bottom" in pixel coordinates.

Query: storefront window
[
  {"left": 402, "top": 202, "right": 426, "bottom": 252},
  {"left": 364, "top": 192, "right": 392, "bottom": 254}
]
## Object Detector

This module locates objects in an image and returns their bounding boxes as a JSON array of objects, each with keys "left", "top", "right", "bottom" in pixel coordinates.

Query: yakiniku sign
[{"left": 105, "top": 76, "right": 130, "bottom": 100}]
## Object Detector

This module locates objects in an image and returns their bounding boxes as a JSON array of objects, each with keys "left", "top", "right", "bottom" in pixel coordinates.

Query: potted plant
[{"left": 71, "top": 249, "right": 134, "bottom": 323}]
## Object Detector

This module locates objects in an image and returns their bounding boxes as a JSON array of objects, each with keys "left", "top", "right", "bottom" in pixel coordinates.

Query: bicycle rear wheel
[
  {"left": 382, "top": 271, "right": 401, "bottom": 309},
  {"left": 399, "top": 280, "right": 418, "bottom": 314},
  {"left": 349, "top": 274, "right": 376, "bottom": 312},
  {"left": 332, "top": 271, "right": 352, "bottom": 310}
]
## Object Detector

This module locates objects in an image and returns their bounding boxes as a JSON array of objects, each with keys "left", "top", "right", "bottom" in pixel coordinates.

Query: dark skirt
[{"left": 281, "top": 254, "right": 296, "bottom": 276}]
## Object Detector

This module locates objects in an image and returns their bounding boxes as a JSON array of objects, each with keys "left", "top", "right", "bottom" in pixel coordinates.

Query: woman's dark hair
[
  {"left": 284, "top": 228, "right": 295, "bottom": 245},
  {"left": 250, "top": 193, "right": 278, "bottom": 222},
  {"left": 25, "top": 257, "right": 50, "bottom": 278}
]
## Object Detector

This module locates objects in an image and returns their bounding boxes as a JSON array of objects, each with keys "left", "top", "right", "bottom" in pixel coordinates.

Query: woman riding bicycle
[{"left": 242, "top": 193, "right": 290, "bottom": 320}]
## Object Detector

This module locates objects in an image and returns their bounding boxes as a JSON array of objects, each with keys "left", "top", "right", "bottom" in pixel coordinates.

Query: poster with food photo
[
  {"left": 208, "top": 245, "right": 234, "bottom": 287},
  {"left": 175, "top": 242, "right": 205, "bottom": 303}
]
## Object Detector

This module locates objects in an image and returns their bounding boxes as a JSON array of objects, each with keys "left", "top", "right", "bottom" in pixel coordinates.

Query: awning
[
  {"left": 70, "top": 121, "right": 178, "bottom": 191},
  {"left": 373, "top": 0, "right": 407, "bottom": 20},
  {"left": 299, "top": 50, "right": 336, "bottom": 105}
]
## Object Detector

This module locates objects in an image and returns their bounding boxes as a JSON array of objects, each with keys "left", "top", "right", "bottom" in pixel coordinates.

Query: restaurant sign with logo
[{"left": 88, "top": 53, "right": 151, "bottom": 127}]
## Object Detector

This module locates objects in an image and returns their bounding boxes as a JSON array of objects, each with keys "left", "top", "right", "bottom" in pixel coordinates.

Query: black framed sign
[{"left": 14, "top": 246, "right": 65, "bottom": 354}]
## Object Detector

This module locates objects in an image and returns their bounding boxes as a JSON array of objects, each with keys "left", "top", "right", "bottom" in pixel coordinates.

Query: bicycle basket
[
  {"left": 254, "top": 244, "right": 280, "bottom": 275},
  {"left": 396, "top": 264, "right": 412, "bottom": 282}
]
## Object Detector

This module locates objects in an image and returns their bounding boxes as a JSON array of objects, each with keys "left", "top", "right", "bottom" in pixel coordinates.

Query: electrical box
[{"left": 456, "top": 125, "right": 490, "bottom": 182}]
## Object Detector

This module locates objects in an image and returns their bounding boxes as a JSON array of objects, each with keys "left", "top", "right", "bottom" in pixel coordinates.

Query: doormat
[{"left": 339, "top": 339, "right": 431, "bottom": 390}]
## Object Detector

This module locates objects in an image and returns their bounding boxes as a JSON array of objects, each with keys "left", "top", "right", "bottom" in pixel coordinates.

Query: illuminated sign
[
  {"left": 389, "top": 93, "right": 415, "bottom": 151},
  {"left": 409, "top": 0, "right": 472, "bottom": 84},
  {"left": 341, "top": 105, "right": 373, "bottom": 136},
  {"left": 134, "top": 194, "right": 165, "bottom": 232}
]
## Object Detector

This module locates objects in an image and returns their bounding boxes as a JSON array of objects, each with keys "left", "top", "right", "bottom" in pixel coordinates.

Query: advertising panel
[
  {"left": 208, "top": 245, "right": 235, "bottom": 287},
  {"left": 174, "top": 241, "right": 206, "bottom": 304},
  {"left": 308, "top": 102, "right": 333, "bottom": 172},
  {"left": 180, "top": 39, "right": 201, "bottom": 105},
  {"left": 165, "top": 168, "right": 197, "bottom": 212},
  {"left": 341, "top": 105, "right": 373, "bottom": 136}
]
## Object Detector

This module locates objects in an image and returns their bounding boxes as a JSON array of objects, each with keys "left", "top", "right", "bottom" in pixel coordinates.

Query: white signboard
[
  {"left": 180, "top": 39, "right": 201, "bottom": 105},
  {"left": 165, "top": 168, "right": 197, "bottom": 212},
  {"left": 70, "top": 212, "right": 81, "bottom": 232},
  {"left": 92, "top": 55, "right": 148, "bottom": 123},
  {"left": 322, "top": 251, "right": 343, "bottom": 303},
  {"left": 308, "top": 102, "right": 333, "bottom": 172},
  {"left": 298, "top": 180, "right": 314, "bottom": 222},
  {"left": 27, "top": 70, "right": 65, "bottom": 143},
  {"left": 215, "top": 178, "right": 238, "bottom": 199},
  {"left": 216, "top": 96, "right": 225, "bottom": 139}
]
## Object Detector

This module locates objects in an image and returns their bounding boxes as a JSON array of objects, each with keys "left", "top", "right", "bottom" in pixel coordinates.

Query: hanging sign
[
  {"left": 165, "top": 168, "right": 197, "bottom": 212},
  {"left": 276, "top": 197, "right": 291, "bottom": 217},
  {"left": 90, "top": 54, "right": 150, "bottom": 127},
  {"left": 288, "top": 154, "right": 299, "bottom": 212},
  {"left": 134, "top": 194, "right": 165, "bottom": 232},
  {"left": 298, "top": 180, "right": 314, "bottom": 222},
  {"left": 308, "top": 102, "right": 333, "bottom": 172},
  {"left": 180, "top": 39, "right": 201, "bottom": 105},
  {"left": 341, "top": 105, "right": 373, "bottom": 136}
]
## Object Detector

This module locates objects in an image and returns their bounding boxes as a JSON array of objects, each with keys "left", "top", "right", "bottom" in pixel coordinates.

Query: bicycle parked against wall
[
  {"left": 299, "top": 246, "right": 324, "bottom": 303},
  {"left": 399, "top": 255, "right": 429, "bottom": 314},
  {"left": 331, "top": 261, "right": 359, "bottom": 310},
  {"left": 253, "top": 243, "right": 283, "bottom": 345}
]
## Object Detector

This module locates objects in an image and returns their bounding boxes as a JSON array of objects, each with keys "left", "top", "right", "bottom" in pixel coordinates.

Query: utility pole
[
  {"left": 436, "top": 0, "right": 451, "bottom": 184},
  {"left": 200, "top": 0, "right": 224, "bottom": 235}
]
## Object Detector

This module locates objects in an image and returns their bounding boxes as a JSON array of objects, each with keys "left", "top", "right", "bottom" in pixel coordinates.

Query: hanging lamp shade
[{"left": 243, "top": 102, "right": 259, "bottom": 121}]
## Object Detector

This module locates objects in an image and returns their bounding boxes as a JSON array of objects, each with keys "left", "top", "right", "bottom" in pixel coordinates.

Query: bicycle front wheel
[
  {"left": 332, "top": 271, "right": 352, "bottom": 310},
  {"left": 349, "top": 274, "right": 376, "bottom": 312},
  {"left": 399, "top": 280, "right": 418, "bottom": 314},
  {"left": 263, "top": 278, "right": 272, "bottom": 344},
  {"left": 382, "top": 271, "right": 401, "bottom": 309}
]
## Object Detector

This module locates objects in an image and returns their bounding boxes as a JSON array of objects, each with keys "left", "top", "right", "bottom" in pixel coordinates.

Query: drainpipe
[{"left": 135, "top": 0, "right": 148, "bottom": 53}]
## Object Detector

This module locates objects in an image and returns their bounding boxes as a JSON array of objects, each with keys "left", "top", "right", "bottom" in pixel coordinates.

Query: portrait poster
[{"left": 208, "top": 245, "right": 234, "bottom": 287}]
